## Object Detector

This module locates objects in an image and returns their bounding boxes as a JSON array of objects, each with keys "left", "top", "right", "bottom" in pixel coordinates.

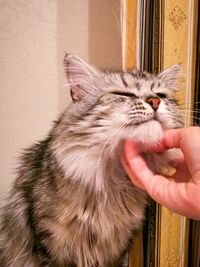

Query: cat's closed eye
[
  {"left": 156, "top": 93, "right": 167, "bottom": 99},
  {"left": 111, "top": 91, "right": 137, "bottom": 98}
]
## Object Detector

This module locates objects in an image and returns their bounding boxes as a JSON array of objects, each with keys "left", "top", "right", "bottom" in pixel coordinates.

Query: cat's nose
[{"left": 146, "top": 97, "right": 160, "bottom": 111}]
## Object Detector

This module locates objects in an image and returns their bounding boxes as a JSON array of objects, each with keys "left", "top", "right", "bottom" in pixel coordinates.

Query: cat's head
[{"left": 63, "top": 54, "right": 182, "bottom": 149}]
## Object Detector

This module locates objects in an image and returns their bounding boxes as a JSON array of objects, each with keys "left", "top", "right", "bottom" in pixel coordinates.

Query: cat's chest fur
[{"left": 45, "top": 165, "right": 146, "bottom": 266}]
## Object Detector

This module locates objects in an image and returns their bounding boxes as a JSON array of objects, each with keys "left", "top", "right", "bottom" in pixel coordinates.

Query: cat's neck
[{"left": 52, "top": 139, "right": 124, "bottom": 192}]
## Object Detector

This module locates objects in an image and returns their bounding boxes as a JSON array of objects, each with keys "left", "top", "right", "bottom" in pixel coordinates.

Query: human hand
[{"left": 121, "top": 127, "right": 200, "bottom": 220}]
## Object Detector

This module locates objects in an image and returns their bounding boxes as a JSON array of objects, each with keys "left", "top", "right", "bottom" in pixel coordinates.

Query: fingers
[
  {"left": 145, "top": 127, "right": 200, "bottom": 178},
  {"left": 151, "top": 127, "right": 200, "bottom": 154},
  {"left": 172, "top": 158, "right": 191, "bottom": 182},
  {"left": 122, "top": 140, "right": 171, "bottom": 201},
  {"left": 123, "top": 140, "right": 154, "bottom": 190},
  {"left": 146, "top": 175, "right": 200, "bottom": 220},
  {"left": 121, "top": 154, "right": 144, "bottom": 189},
  {"left": 147, "top": 128, "right": 184, "bottom": 152},
  {"left": 162, "top": 129, "right": 184, "bottom": 149},
  {"left": 122, "top": 140, "right": 200, "bottom": 219}
]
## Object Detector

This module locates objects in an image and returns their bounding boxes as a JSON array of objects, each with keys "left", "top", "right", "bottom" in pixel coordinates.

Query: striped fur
[{"left": 0, "top": 55, "right": 182, "bottom": 267}]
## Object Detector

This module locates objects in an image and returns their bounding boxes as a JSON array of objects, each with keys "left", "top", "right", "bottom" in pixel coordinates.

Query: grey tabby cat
[{"left": 0, "top": 54, "right": 182, "bottom": 267}]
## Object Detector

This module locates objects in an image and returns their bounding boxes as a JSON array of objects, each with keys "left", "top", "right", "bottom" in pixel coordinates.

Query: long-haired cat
[{"left": 0, "top": 54, "right": 182, "bottom": 267}]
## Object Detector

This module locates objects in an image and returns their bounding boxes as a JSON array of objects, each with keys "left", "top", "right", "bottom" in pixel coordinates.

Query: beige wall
[
  {"left": 0, "top": 0, "right": 122, "bottom": 195},
  {"left": 0, "top": 1, "right": 59, "bottom": 195},
  {"left": 88, "top": 0, "right": 122, "bottom": 69}
]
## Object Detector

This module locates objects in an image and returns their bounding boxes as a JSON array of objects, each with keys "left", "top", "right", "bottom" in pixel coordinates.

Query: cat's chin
[{"left": 127, "top": 119, "right": 164, "bottom": 151}]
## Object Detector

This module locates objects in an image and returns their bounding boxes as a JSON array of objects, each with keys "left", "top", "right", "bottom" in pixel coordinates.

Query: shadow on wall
[
  {"left": 88, "top": 0, "right": 122, "bottom": 70},
  {"left": 57, "top": 0, "right": 123, "bottom": 110}
]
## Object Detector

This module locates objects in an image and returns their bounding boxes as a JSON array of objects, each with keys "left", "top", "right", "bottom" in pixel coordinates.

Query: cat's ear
[
  {"left": 158, "top": 64, "right": 180, "bottom": 89},
  {"left": 64, "top": 54, "right": 99, "bottom": 102}
]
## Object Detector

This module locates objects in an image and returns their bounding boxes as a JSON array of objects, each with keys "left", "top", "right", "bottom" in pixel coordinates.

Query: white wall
[{"left": 0, "top": 0, "right": 122, "bottom": 195}]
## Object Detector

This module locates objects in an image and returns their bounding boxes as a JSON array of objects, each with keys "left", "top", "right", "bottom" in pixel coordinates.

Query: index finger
[
  {"left": 124, "top": 140, "right": 154, "bottom": 189},
  {"left": 149, "top": 128, "right": 185, "bottom": 152}
]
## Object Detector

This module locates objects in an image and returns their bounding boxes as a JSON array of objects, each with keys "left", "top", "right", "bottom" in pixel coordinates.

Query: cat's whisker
[
  {"left": 177, "top": 106, "right": 198, "bottom": 110},
  {"left": 179, "top": 112, "right": 200, "bottom": 115},
  {"left": 178, "top": 102, "right": 200, "bottom": 106},
  {"left": 177, "top": 115, "right": 200, "bottom": 125},
  {"left": 179, "top": 115, "right": 200, "bottom": 122},
  {"left": 178, "top": 111, "right": 200, "bottom": 119},
  {"left": 178, "top": 107, "right": 200, "bottom": 111}
]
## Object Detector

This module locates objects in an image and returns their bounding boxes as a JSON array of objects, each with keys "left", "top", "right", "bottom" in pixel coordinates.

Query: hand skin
[{"left": 121, "top": 127, "right": 200, "bottom": 220}]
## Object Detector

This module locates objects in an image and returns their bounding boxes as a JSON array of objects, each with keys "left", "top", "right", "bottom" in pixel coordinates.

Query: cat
[{"left": 0, "top": 54, "right": 182, "bottom": 267}]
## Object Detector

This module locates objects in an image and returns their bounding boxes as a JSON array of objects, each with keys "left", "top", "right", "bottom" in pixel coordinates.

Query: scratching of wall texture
[{"left": 0, "top": 1, "right": 122, "bottom": 195}]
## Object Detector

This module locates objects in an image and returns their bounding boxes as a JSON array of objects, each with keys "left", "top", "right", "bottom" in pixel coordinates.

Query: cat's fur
[{"left": 0, "top": 55, "right": 182, "bottom": 267}]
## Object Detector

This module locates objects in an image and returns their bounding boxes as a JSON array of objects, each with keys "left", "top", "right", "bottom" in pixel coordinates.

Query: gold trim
[
  {"left": 124, "top": 0, "right": 138, "bottom": 70},
  {"left": 129, "top": 231, "right": 143, "bottom": 267},
  {"left": 124, "top": 1, "right": 143, "bottom": 266},
  {"left": 158, "top": 1, "right": 198, "bottom": 266}
]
